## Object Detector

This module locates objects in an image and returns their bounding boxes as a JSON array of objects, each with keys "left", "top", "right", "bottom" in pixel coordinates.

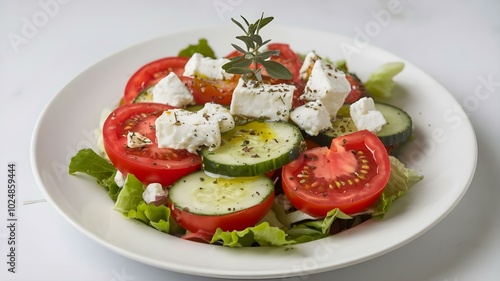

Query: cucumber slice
[
  {"left": 201, "top": 120, "right": 305, "bottom": 177},
  {"left": 310, "top": 103, "right": 412, "bottom": 146},
  {"left": 168, "top": 170, "right": 274, "bottom": 216},
  {"left": 133, "top": 86, "right": 154, "bottom": 103},
  {"left": 375, "top": 103, "right": 412, "bottom": 146}
]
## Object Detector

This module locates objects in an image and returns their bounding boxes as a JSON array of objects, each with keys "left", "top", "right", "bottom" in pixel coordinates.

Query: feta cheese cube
[
  {"left": 197, "top": 102, "right": 235, "bottom": 133},
  {"left": 142, "top": 183, "right": 167, "bottom": 204},
  {"left": 114, "top": 170, "right": 126, "bottom": 188},
  {"left": 183, "top": 53, "right": 233, "bottom": 80},
  {"left": 127, "top": 132, "right": 152, "bottom": 148},
  {"left": 290, "top": 100, "right": 332, "bottom": 136},
  {"left": 300, "top": 59, "right": 351, "bottom": 117},
  {"left": 230, "top": 78, "right": 295, "bottom": 121},
  {"left": 299, "top": 51, "right": 320, "bottom": 80},
  {"left": 152, "top": 72, "right": 193, "bottom": 107},
  {"left": 350, "top": 97, "right": 387, "bottom": 133},
  {"left": 155, "top": 109, "right": 221, "bottom": 153}
]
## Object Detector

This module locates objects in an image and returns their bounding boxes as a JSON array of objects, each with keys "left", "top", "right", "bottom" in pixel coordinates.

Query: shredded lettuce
[
  {"left": 68, "top": 148, "right": 120, "bottom": 200},
  {"left": 372, "top": 156, "right": 423, "bottom": 219},
  {"left": 178, "top": 38, "right": 216, "bottom": 59},
  {"left": 210, "top": 208, "right": 352, "bottom": 247},
  {"left": 210, "top": 222, "right": 293, "bottom": 247},
  {"left": 364, "top": 62, "right": 405, "bottom": 100},
  {"left": 286, "top": 208, "right": 352, "bottom": 244}
]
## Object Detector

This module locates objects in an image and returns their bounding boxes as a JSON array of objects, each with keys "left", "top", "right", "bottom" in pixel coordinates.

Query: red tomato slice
[
  {"left": 102, "top": 103, "right": 201, "bottom": 186},
  {"left": 168, "top": 192, "right": 274, "bottom": 235},
  {"left": 224, "top": 50, "right": 241, "bottom": 59},
  {"left": 123, "top": 57, "right": 190, "bottom": 104},
  {"left": 191, "top": 75, "right": 239, "bottom": 106},
  {"left": 281, "top": 130, "right": 390, "bottom": 216},
  {"left": 344, "top": 73, "right": 367, "bottom": 104},
  {"left": 181, "top": 231, "right": 214, "bottom": 244},
  {"left": 266, "top": 43, "right": 302, "bottom": 83}
]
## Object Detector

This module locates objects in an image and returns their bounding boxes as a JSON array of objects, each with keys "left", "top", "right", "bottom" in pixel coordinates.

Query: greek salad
[{"left": 69, "top": 15, "right": 423, "bottom": 247}]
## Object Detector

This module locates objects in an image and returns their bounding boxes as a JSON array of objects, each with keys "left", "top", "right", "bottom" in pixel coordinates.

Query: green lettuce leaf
[
  {"left": 68, "top": 148, "right": 120, "bottom": 200},
  {"left": 372, "top": 156, "right": 423, "bottom": 219},
  {"left": 178, "top": 38, "right": 216, "bottom": 59},
  {"left": 210, "top": 208, "right": 353, "bottom": 247},
  {"left": 335, "top": 59, "right": 348, "bottom": 73},
  {"left": 364, "top": 62, "right": 404, "bottom": 100},
  {"left": 114, "top": 174, "right": 144, "bottom": 213},
  {"left": 287, "top": 208, "right": 352, "bottom": 243},
  {"left": 125, "top": 201, "right": 184, "bottom": 235},
  {"left": 210, "top": 222, "right": 293, "bottom": 247}
]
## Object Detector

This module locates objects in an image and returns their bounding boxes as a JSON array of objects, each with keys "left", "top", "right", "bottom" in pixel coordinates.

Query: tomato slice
[
  {"left": 123, "top": 57, "right": 190, "bottom": 104},
  {"left": 344, "top": 73, "right": 367, "bottom": 104},
  {"left": 102, "top": 103, "right": 202, "bottom": 186},
  {"left": 281, "top": 130, "right": 390, "bottom": 216},
  {"left": 266, "top": 43, "right": 302, "bottom": 83},
  {"left": 191, "top": 75, "right": 239, "bottom": 106},
  {"left": 168, "top": 191, "right": 274, "bottom": 235}
]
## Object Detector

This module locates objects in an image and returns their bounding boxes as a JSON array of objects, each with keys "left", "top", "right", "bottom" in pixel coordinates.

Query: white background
[{"left": 1, "top": 0, "right": 500, "bottom": 280}]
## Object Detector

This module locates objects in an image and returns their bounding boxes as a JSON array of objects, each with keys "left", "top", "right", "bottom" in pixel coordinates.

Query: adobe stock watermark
[
  {"left": 340, "top": 0, "right": 405, "bottom": 60},
  {"left": 399, "top": 74, "right": 499, "bottom": 168},
  {"left": 212, "top": 0, "right": 243, "bottom": 21},
  {"left": 280, "top": 239, "right": 339, "bottom": 280},
  {"left": 110, "top": 267, "right": 135, "bottom": 281},
  {"left": 51, "top": 127, "right": 100, "bottom": 183},
  {"left": 7, "top": 0, "right": 71, "bottom": 53}
]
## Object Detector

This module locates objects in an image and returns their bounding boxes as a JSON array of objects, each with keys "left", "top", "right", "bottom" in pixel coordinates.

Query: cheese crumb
[
  {"left": 152, "top": 72, "right": 193, "bottom": 107},
  {"left": 142, "top": 183, "right": 167, "bottom": 204},
  {"left": 349, "top": 97, "right": 387, "bottom": 133},
  {"left": 155, "top": 109, "right": 221, "bottom": 154},
  {"left": 127, "top": 132, "right": 152, "bottom": 148},
  {"left": 299, "top": 51, "right": 320, "bottom": 80},
  {"left": 230, "top": 78, "right": 295, "bottom": 121},
  {"left": 300, "top": 59, "right": 350, "bottom": 118},
  {"left": 290, "top": 100, "right": 332, "bottom": 136},
  {"left": 183, "top": 53, "right": 233, "bottom": 80}
]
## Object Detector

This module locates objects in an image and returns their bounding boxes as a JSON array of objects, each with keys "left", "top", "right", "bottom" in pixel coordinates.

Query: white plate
[{"left": 31, "top": 25, "right": 477, "bottom": 279}]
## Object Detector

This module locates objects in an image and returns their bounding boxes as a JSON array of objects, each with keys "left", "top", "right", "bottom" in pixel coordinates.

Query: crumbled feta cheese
[
  {"left": 299, "top": 51, "right": 320, "bottom": 80},
  {"left": 183, "top": 53, "right": 233, "bottom": 80},
  {"left": 350, "top": 97, "right": 387, "bottom": 133},
  {"left": 127, "top": 132, "right": 152, "bottom": 148},
  {"left": 142, "top": 183, "right": 167, "bottom": 204},
  {"left": 114, "top": 170, "right": 126, "bottom": 188},
  {"left": 155, "top": 109, "right": 221, "bottom": 153},
  {"left": 274, "top": 194, "right": 293, "bottom": 212},
  {"left": 197, "top": 102, "right": 235, "bottom": 133},
  {"left": 152, "top": 72, "right": 193, "bottom": 107},
  {"left": 230, "top": 78, "right": 295, "bottom": 121},
  {"left": 290, "top": 100, "right": 332, "bottom": 136},
  {"left": 300, "top": 59, "right": 351, "bottom": 117}
]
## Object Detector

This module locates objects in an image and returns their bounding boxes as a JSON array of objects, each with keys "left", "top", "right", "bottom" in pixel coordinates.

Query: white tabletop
[{"left": 2, "top": 0, "right": 500, "bottom": 280}]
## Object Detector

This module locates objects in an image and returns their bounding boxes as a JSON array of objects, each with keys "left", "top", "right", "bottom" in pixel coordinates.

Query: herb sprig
[{"left": 222, "top": 14, "right": 292, "bottom": 83}]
